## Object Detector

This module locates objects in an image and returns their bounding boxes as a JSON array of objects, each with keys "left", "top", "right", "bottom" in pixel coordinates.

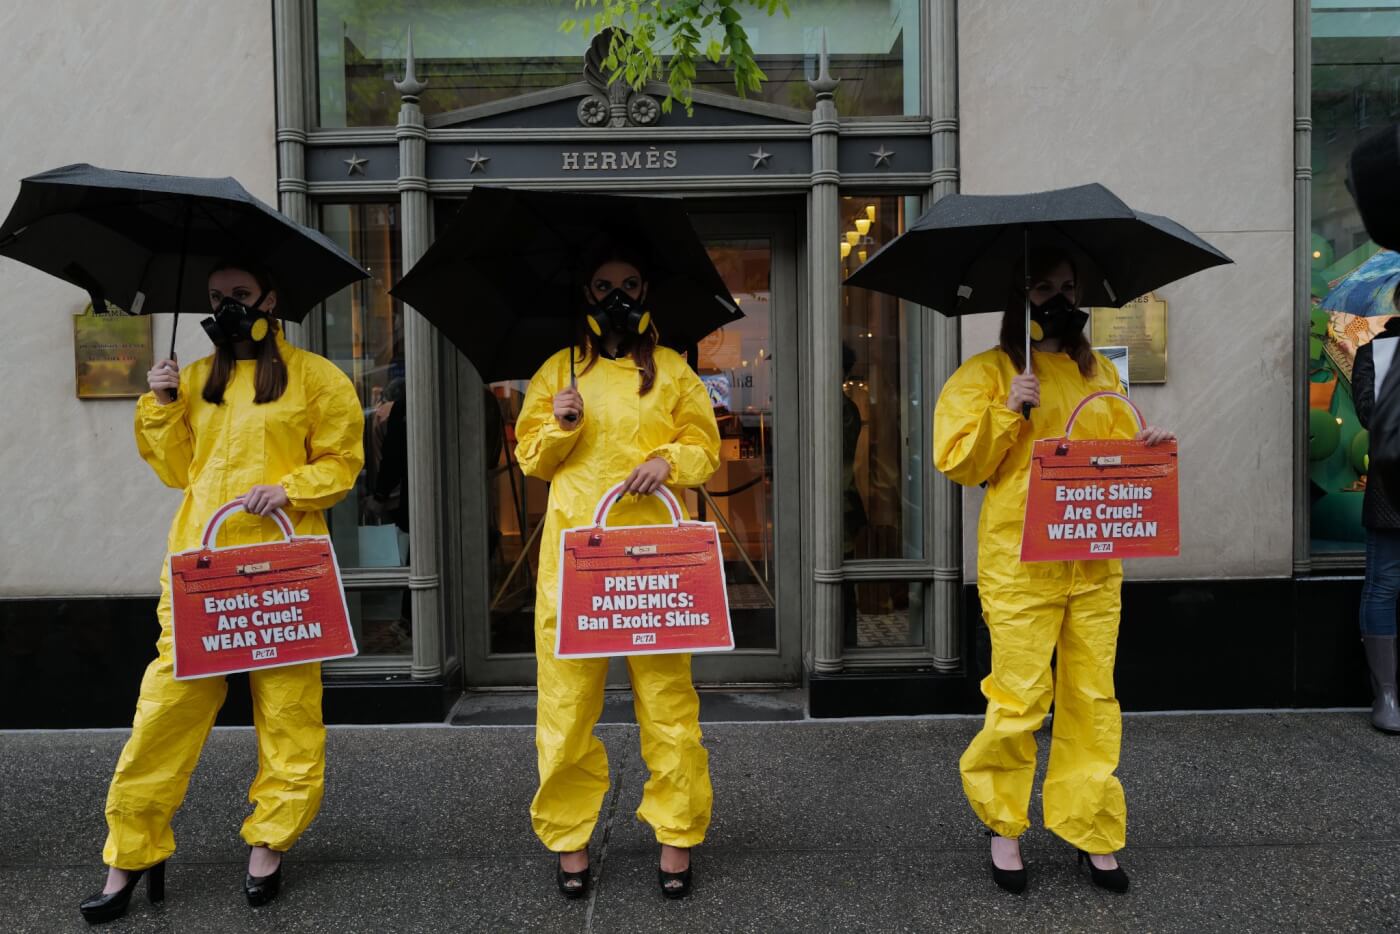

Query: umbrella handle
[
  {"left": 1022, "top": 255, "right": 1034, "bottom": 420},
  {"left": 562, "top": 345, "right": 579, "bottom": 424},
  {"left": 167, "top": 204, "right": 192, "bottom": 401}
]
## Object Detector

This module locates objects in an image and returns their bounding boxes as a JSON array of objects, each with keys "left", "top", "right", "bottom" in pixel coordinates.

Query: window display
[{"left": 1309, "top": 1, "right": 1400, "bottom": 553}]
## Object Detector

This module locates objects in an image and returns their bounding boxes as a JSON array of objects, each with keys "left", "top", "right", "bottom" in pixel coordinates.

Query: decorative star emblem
[
  {"left": 870, "top": 145, "right": 895, "bottom": 168},
  {"left": 343, "top": 153, "right": 369, "bottom": 176},
  {"left": 748, "top": 146, "right": 772, "bottom": 170},
  {"left": 465, "top": 150, "right": 491, "bottom": 174}
]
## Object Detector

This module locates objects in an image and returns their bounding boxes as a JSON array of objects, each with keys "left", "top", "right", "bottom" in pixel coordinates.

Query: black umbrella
[
  {"left": 389, "top": 186, "right": 742, "bottom": 383},
  {"left": 844, "top": 182, "right": 1231, "bottom": 416},
  {"left": 845, "top": 183, "right": 1231, "bottom": 314},
  {"left": 0, "top": 163, "right": 370, "bottom": 358}
]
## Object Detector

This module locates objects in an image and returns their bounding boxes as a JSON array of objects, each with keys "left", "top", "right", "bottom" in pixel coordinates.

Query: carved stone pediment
[
  {"left": 423, "top": 31, "right": 807, "bottom": 131},
  {"left": 577, "top": 28, "right": 660, "bottom": 128}
]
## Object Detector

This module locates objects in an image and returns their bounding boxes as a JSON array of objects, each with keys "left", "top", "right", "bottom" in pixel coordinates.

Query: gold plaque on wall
[
  {"left": 1089, "top": 292, "right": 1168, "bottom": 384},
  {"left": 74, "top": 306, "right": 153, "bottom": 399}
]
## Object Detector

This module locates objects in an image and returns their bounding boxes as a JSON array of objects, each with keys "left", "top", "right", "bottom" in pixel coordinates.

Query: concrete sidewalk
[{"left": 2, "top": 709, "right": 1398, "bottom": 933}]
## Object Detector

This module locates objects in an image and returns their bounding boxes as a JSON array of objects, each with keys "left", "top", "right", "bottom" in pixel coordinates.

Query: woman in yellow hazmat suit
[
  {"left": 516, "top": 241, "right": 721, "bottom": 901},
  {"left": 80, "top": 262, "right": 363, "bottom": 924},
  {"left": 933, "top": 249, "right": 1173, "bottom": 896}
]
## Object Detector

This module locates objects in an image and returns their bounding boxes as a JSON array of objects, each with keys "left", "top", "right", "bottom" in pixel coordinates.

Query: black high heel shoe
[
  {"left": 556, "top": 852, "right": 590, "bottom": 899},
  {"left": 78, "top": 861, "right": 166, "bottom": 925},
  {"left": 1077, "top": 849, "right": 1130, "bottom": 893},
  {"left": 244, "top": 848, "right": 283, "bottom": 907},
  {"left": 658, "top": 849, "right": 692, "bottom": 900},
  {"left": 987, "top": 833, "right": 1027, "bottom": 894}
]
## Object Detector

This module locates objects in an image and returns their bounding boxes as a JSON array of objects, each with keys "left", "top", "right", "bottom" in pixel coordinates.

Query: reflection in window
[
  {"left": 318, "top": 204, "right": 411, "bottom": 654},
  {"left": 485, "top": 380, "right": 542, "bottom": 656},
  {"left": 315, "top": 0, "right": 920, "bottom": 127},
  {"left": 842, "top": 581, "right": 925, "bottom": 648},
  {"left": 346, "top": 588, "right": 412, "bottom": 656},
  {"left": 1308, "top": 3, "right": 1400, "bottom": 554},
  {"left": 839, "top": 195, "right": 924, "bottom": 563},
  {"left": 693, "top": 239, "right": 778, "bottom": 650}
]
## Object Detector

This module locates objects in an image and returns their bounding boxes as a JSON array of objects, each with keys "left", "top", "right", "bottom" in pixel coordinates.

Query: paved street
[{"left": 3, "top": 707, "right": 1397, "bottom": 932}]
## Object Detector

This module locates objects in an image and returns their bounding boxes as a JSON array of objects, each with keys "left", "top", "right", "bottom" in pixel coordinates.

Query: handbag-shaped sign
[
  {"left": 169, "top": 498, "right": 358, "bottom": 679},
  {"left": 1021, "top": 391, "right": 1180, "bottom": 562},
  {"left": 556, "top": 483, "right": 734, "bottom": 658}
]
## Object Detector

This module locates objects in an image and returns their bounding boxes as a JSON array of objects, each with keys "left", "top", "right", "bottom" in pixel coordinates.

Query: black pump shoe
[
  {"left": 557, "top": 853, "right": 590, "bottom": 899},
  {"left": 987, "top": 833, "right": 1027, "bottom": 894},
  {"left": 658, "top": 866, "right": 693, "bottom": 899},
  {"left": 658, "top": 847, "right": 693, "bottom": 899},
  {"left": 79, "top": 861, "right": 166, "bottom": 925},
  {"left": 244, "top": 850, "right": 283, "bottom": 907},
  {"left": 1077, "top": 849, "right": 1130, "bottom": 893},
  {"left": 990, "top": 862, "right": 1027, "bottom": 894}
]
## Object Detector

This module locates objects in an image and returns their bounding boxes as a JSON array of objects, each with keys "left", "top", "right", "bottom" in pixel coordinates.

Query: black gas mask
[
  {"left": 201, "top": 295, "right": 272, "bottom": 347},
  {"left": 585, "top": 288, "right": 651, "bottom": 342},
  {"left": 1028, "top": 292, "right": 1088, "bottom": 342}
]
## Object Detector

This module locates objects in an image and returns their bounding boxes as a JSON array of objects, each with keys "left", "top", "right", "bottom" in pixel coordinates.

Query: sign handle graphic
[
  {"left": 201, "top": 498, "right": 296, "bottom": 549},
  {"left": 591, "top": 483, "right": 685, "bottom": 528},
  {"left": 1062, "top": 391, "right": 1145, "bottom": 438}
]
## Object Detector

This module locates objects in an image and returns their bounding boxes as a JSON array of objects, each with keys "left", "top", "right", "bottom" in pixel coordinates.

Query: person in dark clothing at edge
[{"left": 1351, "top": 308, "right": 1400, "bottom": 733}]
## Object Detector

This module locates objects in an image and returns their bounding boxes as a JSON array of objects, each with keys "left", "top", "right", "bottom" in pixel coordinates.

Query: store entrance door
[{"left": 457, "top": 208, "right": 802, "bottom": 687}]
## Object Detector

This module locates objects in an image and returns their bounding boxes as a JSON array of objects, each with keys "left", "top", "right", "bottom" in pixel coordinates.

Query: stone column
[
  {"left": 1293, "top": 0, "right": 1312, "bottom": 573},
  {"left": 273, "top": 0, "right": 310, "bottom": 346},
  {"left": 809, "top": 37, "right": 845, "bottom": 674},
  {"left": 395, "top": 33, "right": 444, "bottom": 679},
  {"left": 928, "top": 0, "right": 962, "bottom": 671}
]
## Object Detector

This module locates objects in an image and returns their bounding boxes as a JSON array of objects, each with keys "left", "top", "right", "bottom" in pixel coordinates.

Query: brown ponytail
[
  {"left": 574, "top": 321, "right": 660, "bottom": 395},
  {"left": 202, "top": 324, "right": 288, "bottom": 405}
]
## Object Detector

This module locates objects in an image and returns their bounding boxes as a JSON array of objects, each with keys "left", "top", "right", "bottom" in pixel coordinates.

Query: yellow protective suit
[
  {"left": 516, "top": 345, "right": 721, "bottom": 852},
  {"left": 934, "top": 347, "right": 1137, "bottom": 855},
  {"left": 104, "top": 333, "right": 364, "bottom": 870}
]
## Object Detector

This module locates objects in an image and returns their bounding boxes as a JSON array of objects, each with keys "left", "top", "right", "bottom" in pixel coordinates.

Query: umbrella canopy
[
  {"left": 843, "top": 182, "right": 1232, "bottom": 315},
  {"left": 1319, "top": 249, "right": 1400, "bottom": 318},
  {"left": 0, "top": 163, "right": 368, "bottom": 324},
  {"left": 390, "top": 186, "right": 741, "bottom": 382}
]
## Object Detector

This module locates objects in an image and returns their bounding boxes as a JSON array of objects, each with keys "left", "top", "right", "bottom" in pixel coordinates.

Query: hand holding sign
[
  {"left": 244, "top": 484, "right": 290, "bottom": 517},
  {"left": 1135, "top": 426, "right": 1176, "bottom": 447},
  {"left": 622, "top": 457, "right": 671, "bottom": 495}
]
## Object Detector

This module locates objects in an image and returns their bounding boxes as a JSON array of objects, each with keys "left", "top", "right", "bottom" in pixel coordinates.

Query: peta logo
[
  {"left": 1089, "top": 542, "right": 1114, "bottom": 554},
  {"left": 632, "top": 632, "right": 657, "bottom": 646},
  {"left": 252, "top": 647, "right": 278, "bottom": 660}
]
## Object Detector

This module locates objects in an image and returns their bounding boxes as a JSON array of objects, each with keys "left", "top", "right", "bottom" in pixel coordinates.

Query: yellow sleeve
[
  {"left": 515, "top": 354, "right": 583, "bottom": 482},
  {"left": 133, "top": 369, "right": 195, "bottom": 490},
  {"left": 648, "top": 367, "right": 721, "bottom": 488},
  {"left": 933, "top": 356, "right": 1026, "bottom": 487},
  {"left": 279, "top": 361, "right": 366, "bottom": 511}
]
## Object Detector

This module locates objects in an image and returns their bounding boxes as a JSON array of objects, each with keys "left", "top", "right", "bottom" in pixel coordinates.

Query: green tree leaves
[{"left": 564, "top": 0, "right": 789, "bottom": 116}]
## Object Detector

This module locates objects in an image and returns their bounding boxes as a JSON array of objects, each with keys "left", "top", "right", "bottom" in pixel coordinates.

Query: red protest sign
[
  {"left": 1021, "top": 391, "right": 1180, "bottom": 562},
  {"left": 169, "top": 499, "right": 358, "bottom": 679},
  {"left": 556, "top": 484, "right": 734, "bottom": 658}
]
